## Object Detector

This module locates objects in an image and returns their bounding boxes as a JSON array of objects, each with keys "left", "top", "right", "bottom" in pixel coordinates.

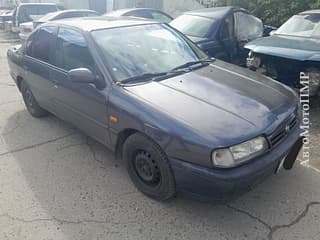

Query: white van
[{"left": 12, "top": 3, "right": 58, "bottom": 33}]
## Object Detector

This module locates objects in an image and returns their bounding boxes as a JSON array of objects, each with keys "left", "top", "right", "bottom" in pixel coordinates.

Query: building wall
[
  {"left": 61, "top": 0, "right": 89, "bottom": 10},
  {"left": 163, "top": 0, "right": 204, "bottom": 17},
  {"left": 113, "top": 0, "right": 206, "bottom": 17}
]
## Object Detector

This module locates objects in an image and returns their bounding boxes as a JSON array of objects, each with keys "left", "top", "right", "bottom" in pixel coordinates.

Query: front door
[
  {"left": 234, "top": 11, "right": 264, "bottom": 66},
  {"left": 219, "top": 13, "right": 237, "bottom": 63},
  {"left": 49, "top": 27, "right": 110, "bottom": 146}
]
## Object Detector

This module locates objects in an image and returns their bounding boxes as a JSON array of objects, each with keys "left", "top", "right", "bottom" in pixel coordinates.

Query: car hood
[
  {"left": 245, "top": 35, "right": 320, "bottom": 61},
  {"left": 125, "top": 60, "right": 297, "bottom": 146}
]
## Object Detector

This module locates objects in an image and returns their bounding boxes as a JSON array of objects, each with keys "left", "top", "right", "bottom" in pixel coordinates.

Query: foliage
[{"left": 212, "top": 0, "right": 320, "bottom": 27}]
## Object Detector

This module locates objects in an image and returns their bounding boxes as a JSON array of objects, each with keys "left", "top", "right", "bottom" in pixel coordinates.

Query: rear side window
[
  {"left": 26, "top": 26, "right": 56, "bottom": 63},
  {"left": 54, "top": 27, "right": 95, "bottom": 71}
]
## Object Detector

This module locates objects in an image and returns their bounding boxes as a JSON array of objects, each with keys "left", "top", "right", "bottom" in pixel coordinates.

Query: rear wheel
[
  {"left": 20, "top": 81, "right": 48, "bottom": 118},
  {"left": 123, "top": 133, "right": 176, "bottom": 201}
]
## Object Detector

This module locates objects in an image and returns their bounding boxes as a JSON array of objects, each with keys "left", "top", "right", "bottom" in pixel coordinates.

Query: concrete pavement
[{"left": 0, "top": 34, "right": 320, "bottom": 240}]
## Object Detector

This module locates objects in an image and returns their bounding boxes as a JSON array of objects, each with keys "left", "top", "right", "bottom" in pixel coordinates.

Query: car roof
[
  {"left": 48, "top": 16, "right": 157, "bottom": 31},
  {"left": 300, "top": 9, "right": 320, "bottom": 15},
  {"left": 105, "top": 8, "right": 163, "bottom": 16},
  {"left": 184, "top": 6, "right": 246, "bottom": 19},
  {"left": 56, "top": 9, "right": 97, "bottom": 14},
  {"left": 37, "top": 9, "right": 98, "bottom": 22},
  {"left": 18, "top": 3, "right": 57, "bottom": 6}
]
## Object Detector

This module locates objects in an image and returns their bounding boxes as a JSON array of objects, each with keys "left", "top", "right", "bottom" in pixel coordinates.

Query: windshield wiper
[
  {"left": 119, "top": 58, "right": 215, "bottom": 85},
  {"left": 120, "top": 72, "right": 168, "bottom": 84},
  {"left": 171, "top": 58, "right": 215, "bottom": 72}
]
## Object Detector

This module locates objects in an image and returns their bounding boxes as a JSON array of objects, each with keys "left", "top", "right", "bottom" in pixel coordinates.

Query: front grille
[{"left": 268, "top": 113, "right": 298, "bottom": 147}]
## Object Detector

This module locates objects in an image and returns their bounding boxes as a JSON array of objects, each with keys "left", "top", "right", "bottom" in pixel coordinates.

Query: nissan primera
[{"left": 7, "top": 17, "right": 303, "bottom": 201}]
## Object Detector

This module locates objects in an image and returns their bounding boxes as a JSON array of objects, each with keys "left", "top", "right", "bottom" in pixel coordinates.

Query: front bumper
[{"left": 170, "top": 125, "right": 303, "bottom": 201}]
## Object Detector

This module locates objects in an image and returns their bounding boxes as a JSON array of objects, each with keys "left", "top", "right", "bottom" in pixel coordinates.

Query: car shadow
[{"left": 2, "top": 109, "right": 320, "bottom": 239}]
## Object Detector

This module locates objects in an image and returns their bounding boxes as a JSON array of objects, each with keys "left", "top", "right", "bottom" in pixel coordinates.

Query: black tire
[
  {"left": 123, "top": 133, "right": 176, "bottom": 201},
  {"left": 20, "top": 81, "right": 48, "bottom": 118}
]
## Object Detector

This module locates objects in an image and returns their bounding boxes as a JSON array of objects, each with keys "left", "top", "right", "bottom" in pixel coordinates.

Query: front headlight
[
  {"left": 247, "top": 51, "right": 261, "bottom": 70},
  {"left": 212, "top": 137, "right": 268, "bottom": 168}
]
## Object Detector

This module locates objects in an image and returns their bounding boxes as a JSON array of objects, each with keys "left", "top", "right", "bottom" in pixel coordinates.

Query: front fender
[{"left": 107, "top": 86, "right": 213, "bottom": 168}]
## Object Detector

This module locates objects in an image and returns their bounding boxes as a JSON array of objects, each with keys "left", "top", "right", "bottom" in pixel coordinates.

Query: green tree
[{"left": 214, "top": 0, "right": 320, "bottom": 26}]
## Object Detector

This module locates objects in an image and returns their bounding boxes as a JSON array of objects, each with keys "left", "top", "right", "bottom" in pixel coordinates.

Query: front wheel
[{"left": 123, "top": 133, "right": 176, "bottom": 201}]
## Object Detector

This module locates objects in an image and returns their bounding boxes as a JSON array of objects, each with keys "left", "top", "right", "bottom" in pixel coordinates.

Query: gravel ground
[{"left": 0, "top": 32, "right": 320, "bottom": 240}]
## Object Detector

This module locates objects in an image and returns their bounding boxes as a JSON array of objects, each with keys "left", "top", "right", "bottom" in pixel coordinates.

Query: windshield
[
  {"left": 276, "top": 14, "right": 320, "bottom": 38},
  {"left": 170, "top": 15, "right": 215, "bottom": 38},
  {"left": 91, "top": 24, "right": 207, "bottom": 82},
  {"left": 19, "top": 5, "right": 58, "bottom": 22}
]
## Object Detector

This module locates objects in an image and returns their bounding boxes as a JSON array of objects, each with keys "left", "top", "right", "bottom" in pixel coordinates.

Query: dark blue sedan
[
  {"left": 7, "top": 17, "right": 303, "bottom": 201},
  {"left": 170, "top": 6, "right": 264, "bottom": 66}
]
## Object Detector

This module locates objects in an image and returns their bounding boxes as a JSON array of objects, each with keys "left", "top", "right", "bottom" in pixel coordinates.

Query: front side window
[
  {"left": 170, "top": 14, "right": 216, "bottom": 38},
  {"left": 91, "top": 24, "right": 207, "bottom": 82},
  {"left": 54, "top": 28, "right": 95, "bottom": 71},
  {"left": 26, "top": 26, "right": 56, "bottom": 63},
  {"left": 220, "top": 14, "right": 234, "bottom": 40},
  {"left": 234, "top": 12, "right": 263, "bottom": 41},
  {"left": 276, "top": 14, "right": 320, "bottom": 38}
]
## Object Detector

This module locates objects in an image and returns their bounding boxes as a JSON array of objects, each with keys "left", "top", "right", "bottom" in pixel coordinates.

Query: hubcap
[{"left": 133, "top": 150, "right": 161, "bottom": 187}]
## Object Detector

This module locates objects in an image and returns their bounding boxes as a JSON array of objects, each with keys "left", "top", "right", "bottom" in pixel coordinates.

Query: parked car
[
  {"left": 19, "top": 9, "right": 100, "bottom": 40},
  {"left": 11, "top": 3, "right": 59, "bottom": 34},
  {"left": 7, "top": 17, "right": 302, "bottom": 201},
  {"left": 0, "top": 10, "right": 13, "bottom": 30},
  {"left": 246, "top": 10, "right": 320, "bottom": 96},
  {"left": 170, "top": 6, "right": 264, "bottom": 66},
  {"left": 33, "top": 9, "right": 100, "bottom": 28},
  {"left": 104, "top": 8, "right": 173, "bottom": 23}
]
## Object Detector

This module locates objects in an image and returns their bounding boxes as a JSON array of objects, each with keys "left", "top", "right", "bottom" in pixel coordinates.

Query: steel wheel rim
[{"left": 133, "top": 150, "right": 161, "bottom": 187}]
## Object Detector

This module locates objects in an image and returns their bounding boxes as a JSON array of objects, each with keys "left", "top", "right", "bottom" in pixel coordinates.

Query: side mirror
[{"left": 68, "top": 68, "right": 95, "bottom": 84}]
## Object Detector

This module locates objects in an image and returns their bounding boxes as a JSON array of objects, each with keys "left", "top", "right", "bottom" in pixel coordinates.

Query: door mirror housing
[{"left": 68, "top": 68, "right": 95, "bottom": 84}]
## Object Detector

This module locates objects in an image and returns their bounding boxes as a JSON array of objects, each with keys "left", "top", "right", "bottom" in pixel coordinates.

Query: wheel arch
[{"left": 115, "top": 128, "right": 139, "bottom": 160}]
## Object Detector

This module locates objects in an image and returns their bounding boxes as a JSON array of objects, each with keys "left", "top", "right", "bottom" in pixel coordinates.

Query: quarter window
[
  {"left": 54, "top": 28, "right": 95, "bottom": 71},
  {"left": 26, "top": 26, "right": 56, "bottom": 63}
]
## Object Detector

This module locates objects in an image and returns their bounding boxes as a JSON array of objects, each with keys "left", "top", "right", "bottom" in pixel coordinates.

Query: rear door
[
  {"left": 49, "top": 27, "right": 110, "bottom": 145},
  {"left": 23, "top": 26, "right": 57, "bottom": 110}
]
